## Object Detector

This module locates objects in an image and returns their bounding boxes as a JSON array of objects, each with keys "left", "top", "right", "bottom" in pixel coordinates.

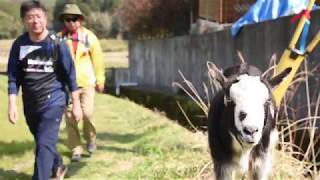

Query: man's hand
[
  {"left": 8, "top": 95, "right": 18, "bottom": 124},
  {"left": 95, "top": 84, "right": 104, "bottom": 93},
  {"left": 71, "top": 90, "right": 83, "bottom": 122},
  {"left": 72, "top": 101, "right": 82, "bottom": 122}
]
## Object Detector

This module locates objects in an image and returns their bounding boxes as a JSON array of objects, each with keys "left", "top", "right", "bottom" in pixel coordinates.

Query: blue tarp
[{"left": 231, "top": 0, "right": 310, "bottom": 36}]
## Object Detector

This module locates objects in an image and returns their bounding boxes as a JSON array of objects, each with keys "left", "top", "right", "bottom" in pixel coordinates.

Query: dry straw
[{"left": 173, "top": 52, "right": 320, "bottom": 179}]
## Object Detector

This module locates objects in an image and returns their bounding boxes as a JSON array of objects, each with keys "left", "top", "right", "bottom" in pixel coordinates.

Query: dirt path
[{"left": 0, "top": 39, "right": 12, "bottom": 65}]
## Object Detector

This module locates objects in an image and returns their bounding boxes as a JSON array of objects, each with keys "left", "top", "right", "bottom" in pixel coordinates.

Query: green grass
[
  {"left": 0, "top": 75, "right": 209, "bottom": 179},
  {"left": 104, "top": 51, "right": 128, "bottom": 68},
  {"left": 0, "top": 64, "right": 6, "bottom": 72},
  {"left": 100, "top": 39, "right": 129, "bottom": 68},
  {"left": 0, "top": 34, "right": 315, "bottom": 178},
  {"left": 0, "top": 74, "right": 314, "bottom": 180}
]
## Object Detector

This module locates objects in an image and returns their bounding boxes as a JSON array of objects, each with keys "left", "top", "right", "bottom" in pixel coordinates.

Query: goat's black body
[
  {"left": 208, "top": 64, "right": 277, "bottom": 180},
  {"left": 208, "top": 90, "right": 236, "bottom": 179}
]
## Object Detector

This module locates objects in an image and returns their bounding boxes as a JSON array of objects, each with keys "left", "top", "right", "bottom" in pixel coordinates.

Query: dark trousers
[{"left": 24, "top": 106, "right": 64, "bottom": 180}]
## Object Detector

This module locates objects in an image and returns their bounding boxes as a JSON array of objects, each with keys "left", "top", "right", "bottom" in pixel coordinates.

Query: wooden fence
[{"left": 127, "top": 10, "right": 319, "bottom": 96}]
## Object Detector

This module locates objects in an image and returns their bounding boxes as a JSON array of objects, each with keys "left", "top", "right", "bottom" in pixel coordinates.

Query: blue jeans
[{"left": 24, "top": 105, "right": 64, "bottom": 180}]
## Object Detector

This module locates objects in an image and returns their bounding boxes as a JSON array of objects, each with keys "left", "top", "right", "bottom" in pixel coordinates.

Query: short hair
[{"left": 20, "top": 0, "right": 47, "bottom": 18}]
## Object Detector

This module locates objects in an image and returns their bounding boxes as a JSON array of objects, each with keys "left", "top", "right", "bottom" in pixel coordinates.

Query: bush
[
  {"left": 0, "top": 31, "right": 10, "bottom": 39},
  {"left": 53, "top": 0, "right": 124, "bottom": 38},
  {"left": 86, "top": 12, "right": 113, "bottom": 38},
  {"left": 116, "top": 0, "right": 191, "bottom": 39},
  {"left": 0, "top": 1, "right": 23, "bottom": 39}
]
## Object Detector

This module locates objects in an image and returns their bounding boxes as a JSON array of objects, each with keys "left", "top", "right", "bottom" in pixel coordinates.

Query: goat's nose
[{"left": 243, "top": 126, "right": 259, "bottom": 136}]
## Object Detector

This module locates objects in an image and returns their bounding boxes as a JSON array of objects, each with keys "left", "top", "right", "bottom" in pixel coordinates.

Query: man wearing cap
[{"left": 58, "top": 3, "right": 105, "bottom": 162}]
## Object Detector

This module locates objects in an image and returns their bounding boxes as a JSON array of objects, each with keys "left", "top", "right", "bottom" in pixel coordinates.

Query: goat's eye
[{"left": 239, "top": 111, "right": 247, "bottom": 121}]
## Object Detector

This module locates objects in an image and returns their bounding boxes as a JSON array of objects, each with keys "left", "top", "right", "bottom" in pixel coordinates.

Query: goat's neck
[{"left": 229, "top": 131, "right": 254, "bottom": 161}]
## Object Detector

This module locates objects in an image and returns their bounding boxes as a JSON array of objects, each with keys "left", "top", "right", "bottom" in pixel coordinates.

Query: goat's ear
[
  {"left": 268, "top": 67, "right": 292, "bottom": 88},
  {"left": 207, "top": 61, "right": 227, "bottom": 87}
]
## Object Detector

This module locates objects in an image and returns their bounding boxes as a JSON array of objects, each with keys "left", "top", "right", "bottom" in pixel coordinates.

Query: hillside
[
  {"left": 0, "top": 0, "right": 123, "bottom": 39},
  {"left": 0, "top": 0, "right": 57, "bottom": 39}
]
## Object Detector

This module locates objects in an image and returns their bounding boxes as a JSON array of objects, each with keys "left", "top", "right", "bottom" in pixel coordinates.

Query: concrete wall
[{"left": 128, "top": 10, "right": 320, "bottom": 96}]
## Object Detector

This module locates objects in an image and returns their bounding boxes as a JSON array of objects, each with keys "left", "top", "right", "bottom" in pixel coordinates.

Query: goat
[{"left": 207, "top": 63, "right": 291, "bottom": 180}]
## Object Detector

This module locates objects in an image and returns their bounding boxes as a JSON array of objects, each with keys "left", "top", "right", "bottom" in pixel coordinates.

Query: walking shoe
[
  {"left": 50, "top": 164, "right": 68, "bottom": 180},
  {"left": 71, "top": 153, "right": 81, "bottom": 162},
  {"left": 87, "top": 143, "right": 97, "bottom": 154}
]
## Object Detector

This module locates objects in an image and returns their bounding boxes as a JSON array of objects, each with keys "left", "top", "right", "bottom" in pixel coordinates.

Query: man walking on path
[
  {"left": 58, "top": 3, "right": 105, "bottom": 162},
  {"left": 7, "top": 1, "right": 82, "bottom": 179}
]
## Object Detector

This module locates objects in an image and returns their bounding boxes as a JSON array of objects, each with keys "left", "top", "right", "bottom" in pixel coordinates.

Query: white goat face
[{"left": 229, "top": 74, "right": 269, "bottom": 145}]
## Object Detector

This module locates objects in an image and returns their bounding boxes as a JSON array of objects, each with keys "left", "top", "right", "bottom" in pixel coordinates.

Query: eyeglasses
[{"left": 64, "top": 17, "right": 79, "bottom": 22}]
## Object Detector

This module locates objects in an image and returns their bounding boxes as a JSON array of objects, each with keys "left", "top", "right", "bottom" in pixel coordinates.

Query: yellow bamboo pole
[
  {"left": 272, "top": 0, "right": 316, "bottom": 107},
  {"left": 288, "top": 0, "right": 315, "bottom": 49},
  {"left": 306, "top": 30, "right": 320, "bottom": 52}
]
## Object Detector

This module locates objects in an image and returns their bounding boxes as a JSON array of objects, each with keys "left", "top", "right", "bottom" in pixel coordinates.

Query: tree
[
  {"left": 53, "top": 0, "right": 123, "bottom": 38},
  {"left": 116, "top": 0, "right": 191, "bottom": 39}
]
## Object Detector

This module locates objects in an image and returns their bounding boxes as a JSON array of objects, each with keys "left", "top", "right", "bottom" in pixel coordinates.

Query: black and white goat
[{"left": 208, "top": 63, "right": 291, "bottom": 180}]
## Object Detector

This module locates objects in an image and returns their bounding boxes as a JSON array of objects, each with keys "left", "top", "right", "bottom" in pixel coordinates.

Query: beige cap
[{"left": 59, "top": 4, "right": 84, "bottom": 20}]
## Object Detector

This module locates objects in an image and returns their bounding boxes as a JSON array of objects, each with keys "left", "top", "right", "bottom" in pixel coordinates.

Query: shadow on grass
[
  {"left": 0, "top": 140, "right": 34, "bottom": 158},
  {"left": 96, "top": 125, "right": 167, "bottom": 144},
  {"left": 96, "top": 125, "right": 168, "bottom": 156},
  {"left": 65, "top": 161, "right": 87, "bottom": 178},
  {"left": 0, "top": 168, "right": 31, "bottom": 180},
  {"left": 56, "top": 137, "right": 70, "bottom": 156},
  {"left": 55, "top": 136, "right": 91, "bottom": 178},
  {"left": 96, "top": 132, "right": 145, "bottom": 144},
  {"left": 98, "top": 145, "right": 136, "bottom": 154}
]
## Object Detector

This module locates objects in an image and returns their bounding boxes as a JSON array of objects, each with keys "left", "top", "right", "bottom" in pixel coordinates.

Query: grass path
[{"left": 0, "top": 75, "right": 209, "bottom": 180}]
